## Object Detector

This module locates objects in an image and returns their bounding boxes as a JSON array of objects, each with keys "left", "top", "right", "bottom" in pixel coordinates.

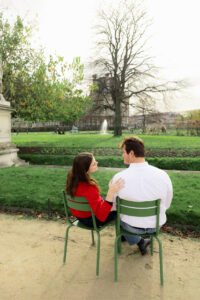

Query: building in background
[{"left": 77, "top": 74, "right": 130, "bottom": 130}]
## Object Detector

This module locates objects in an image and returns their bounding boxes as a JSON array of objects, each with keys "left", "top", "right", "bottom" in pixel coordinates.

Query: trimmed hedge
[
  {"left": 19, "top": 154, "right": 124, "bottom": 168},
  {"left": 18, "top": 146, "right": 200, "bottom": 157},
  {"left": 147, "top": 157, "right": 200, "bottom": 171},
  {"left": 19, "top": 153, "right": 200, "bottom": 170}
]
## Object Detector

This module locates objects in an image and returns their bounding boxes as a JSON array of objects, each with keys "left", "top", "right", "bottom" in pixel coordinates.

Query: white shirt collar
[{"left": 129, "top": 162, "right": 149, "bottom": 168}]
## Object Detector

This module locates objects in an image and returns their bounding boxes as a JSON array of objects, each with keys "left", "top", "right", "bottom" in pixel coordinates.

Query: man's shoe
[
  {"left": 137, "top": 238, "right": 151, "bottom": 255},
  {"left": 121, "top": 235, "right": 126, "bottom": 242}
]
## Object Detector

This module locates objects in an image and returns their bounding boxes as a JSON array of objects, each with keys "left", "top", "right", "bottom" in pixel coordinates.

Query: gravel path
[{"left": 0, "top": 213, "right": 200, "bottom": 300}]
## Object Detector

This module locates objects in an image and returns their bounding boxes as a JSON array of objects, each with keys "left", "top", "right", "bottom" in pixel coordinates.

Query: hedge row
[
  {"left": 19, "top": 153, "right": 200, "bottom": 170},
  {"left": 18, "top": 146, "right": 200, "bottom": 157}
]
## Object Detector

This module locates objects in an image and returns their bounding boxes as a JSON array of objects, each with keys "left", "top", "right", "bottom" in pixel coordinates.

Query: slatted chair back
[
  {"left": 117, "top": 198, "right": 160, "bottom": 234},
  {"left": 63, "top": 191, "right": 98, "bottom": 230}
]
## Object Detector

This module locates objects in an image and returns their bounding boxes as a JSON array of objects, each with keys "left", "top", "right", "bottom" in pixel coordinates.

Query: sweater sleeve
[{"left": 83, "top": 185, "right": 113, "bottom": 222}]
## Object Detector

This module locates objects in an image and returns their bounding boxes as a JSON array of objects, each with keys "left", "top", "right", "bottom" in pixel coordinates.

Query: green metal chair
[
  {"left": 62, "top": 191, "right": 114, "bottom": 276},
  {"left": 114, "top": 197, "right": 164, "bottom": 285}
]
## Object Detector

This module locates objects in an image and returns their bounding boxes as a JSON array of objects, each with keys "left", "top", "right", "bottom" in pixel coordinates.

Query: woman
[{"left": 66, "top": 152, "right": 124, "bottom": 227}]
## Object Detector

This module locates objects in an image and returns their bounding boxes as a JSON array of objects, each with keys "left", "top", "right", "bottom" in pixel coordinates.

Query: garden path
[
  {"left": 31, "top": 164, "right": 200, "bottom": 174},
  {"left": 0, "top": 213, "right": 200, "bottom": 300}
]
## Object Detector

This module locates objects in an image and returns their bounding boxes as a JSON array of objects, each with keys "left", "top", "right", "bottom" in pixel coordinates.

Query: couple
[{"left": 66, "top": 136, "right": 173, "bottom": 255}]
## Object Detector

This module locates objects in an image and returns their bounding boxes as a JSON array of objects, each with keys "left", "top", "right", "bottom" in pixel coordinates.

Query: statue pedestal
[{"left": 0, "top": 101, "right": 28, "bottom": 167}]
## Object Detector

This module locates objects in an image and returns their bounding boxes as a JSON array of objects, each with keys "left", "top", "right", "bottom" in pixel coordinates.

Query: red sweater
[{"left": 70, "top": 182, "right": 112, "bottom": 222}]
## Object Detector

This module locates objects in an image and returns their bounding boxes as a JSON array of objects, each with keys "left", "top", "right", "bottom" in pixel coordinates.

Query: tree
[
  {"left": 0, "top": 13, "right": 34, "bottom": 108},
  {"left": 185, "top": 109, "right": 200, "bottom": 136},
  {"left": 93, "top": 0, "right": 184, "bottom": 136},
  {"left": 18, "top": 55, "right": 91, "bottom": 124},
  {"left": 0, "top": 13, "right": 91, "bottom": 124},
  {"left": 133, "top": 96, "right": 157, "bottom": 133}
]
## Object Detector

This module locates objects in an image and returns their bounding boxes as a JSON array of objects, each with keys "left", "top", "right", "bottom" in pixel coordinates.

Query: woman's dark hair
[
  {"left": 121, "top": 136, "right": 145, "bottom": 157},
  {"left": 66, "top": 152, "right": 99, "bottom": 196}
]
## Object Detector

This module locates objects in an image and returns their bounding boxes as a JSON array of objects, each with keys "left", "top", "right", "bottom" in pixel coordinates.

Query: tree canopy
[{"left": 0, "top": 13, "right": 91, "bottom": 124}]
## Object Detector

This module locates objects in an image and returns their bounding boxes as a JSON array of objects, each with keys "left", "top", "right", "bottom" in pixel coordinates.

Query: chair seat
[
  {"left": 73, "top": 218, "right": 114, "bottom": 232},
  {"left": 73, "top": 219, "right": 93, "bottom": 229}
]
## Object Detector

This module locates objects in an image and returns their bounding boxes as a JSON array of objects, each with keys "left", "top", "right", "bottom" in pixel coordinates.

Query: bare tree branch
[{"left": 91, "top": 0, "right": 186, "bottom": 135}]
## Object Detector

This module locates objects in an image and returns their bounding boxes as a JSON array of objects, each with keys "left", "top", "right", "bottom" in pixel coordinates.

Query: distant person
[
  {"left": 66, "top": 152, "right": 124, "bottom": 227},
  {"left": 111, "top": 136, "right": 173, "bottom": 255}
]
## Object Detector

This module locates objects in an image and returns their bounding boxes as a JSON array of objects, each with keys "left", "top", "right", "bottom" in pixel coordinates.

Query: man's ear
[{"left": 130, "top": 150, "right": 135, "bottom": 157}]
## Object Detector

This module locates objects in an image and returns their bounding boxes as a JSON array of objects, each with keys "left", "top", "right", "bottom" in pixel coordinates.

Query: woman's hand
[
  {"left": 106, "top": 178, "right": 125, "bottom": 202},
  {"left": 109, "top": 178, "right": 125, "bottom": 193}
]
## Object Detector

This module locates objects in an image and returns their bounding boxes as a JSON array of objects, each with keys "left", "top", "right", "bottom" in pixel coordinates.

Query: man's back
[{"left": 113, "top": 162, "right": 173, "bottom": 227}]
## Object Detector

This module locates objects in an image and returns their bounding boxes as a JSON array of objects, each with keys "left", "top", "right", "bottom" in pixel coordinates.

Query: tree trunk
[
  {"left": 142, "top": 113, "right": 146, "bottom": 134},
  {"left": 113, "top": 98, "right": 122, "bottom": 136}
]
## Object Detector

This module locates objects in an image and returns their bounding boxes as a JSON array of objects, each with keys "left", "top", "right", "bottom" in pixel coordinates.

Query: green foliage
[
  {"left": 18, "top": 154, "right": 200, "bottom": 171},
  {"left": 0, "top": 14, "right": 34, "bottom": 107},
  {"left": 0, "top": 13, "right": 91, "bottom": 123},
  {"left": 146, "top": 157, "right": 200, "bottom": 171},
  {"left": 18, "top": 145, "right": 200, "bottom": 157},
  {"left": 186, "top": 109, "right": 200, "bottom": 121},
  {"left": 12, "top": 132, "right": 200, "bottom": 170}
]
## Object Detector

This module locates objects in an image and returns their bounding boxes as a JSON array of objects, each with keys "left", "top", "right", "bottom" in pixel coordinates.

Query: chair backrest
[
  {"left": 116, "top": 197, "right": 161, "bottom": 234},
  {"left": 62, "top": 191, "right": 98, "bottom": 229}
]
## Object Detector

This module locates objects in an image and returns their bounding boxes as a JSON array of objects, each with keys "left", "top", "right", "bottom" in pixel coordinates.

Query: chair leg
[
  {"left": 114, "top": 235, "right": 121, "bottom": 282},
  {"left": 96, "top": 231, "right": 100, "bottom": 276},
  {"left": 116, "top": 232, "right": 122, "bottom": 254},
  {"left": 63, "top": 225, "right": 72, "bottom": 264},
  {"left": 150, "top": 236, "right": 154, "bottom": 255},
  {"left": 91, "top": 230, "right": 95, "bottom": 246},
  {"left": 155, "top": 236, "right": 164, "bottom": 286},
  {"left": 118, "top": 235, "right": 122, "bottom": 254}
]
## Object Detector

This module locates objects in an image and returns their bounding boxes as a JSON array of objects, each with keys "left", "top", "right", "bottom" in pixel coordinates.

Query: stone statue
[{"left": 0, "top": 60, "right": 27, "bottom": 166}]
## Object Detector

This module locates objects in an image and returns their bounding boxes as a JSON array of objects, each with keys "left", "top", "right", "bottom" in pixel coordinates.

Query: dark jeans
[
  {"left": 78, "top": 211, "right": 116, "bottom": 228},
  {"left": 120, "top": 220, "right": 156, "bottom": 245}
]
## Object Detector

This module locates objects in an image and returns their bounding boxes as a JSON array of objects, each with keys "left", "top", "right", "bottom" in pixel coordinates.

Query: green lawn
[
  {"left": 0, "top": 166, "right": 199, "bottom": 228},
  {"left": 12, "top": 132, "right": 200, "bottom": 150},
  {"left": 13, "top": 132, "right": 200, "bottom": 170}
]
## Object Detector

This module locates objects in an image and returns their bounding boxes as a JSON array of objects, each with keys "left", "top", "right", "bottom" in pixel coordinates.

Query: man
[{"left": 112, "top": 136, "right": 173, "bottom": 255}]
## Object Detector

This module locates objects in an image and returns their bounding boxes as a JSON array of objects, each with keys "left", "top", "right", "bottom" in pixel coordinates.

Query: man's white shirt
[{"left": 112, "top": 162, "right": 173, "bottom": 228}]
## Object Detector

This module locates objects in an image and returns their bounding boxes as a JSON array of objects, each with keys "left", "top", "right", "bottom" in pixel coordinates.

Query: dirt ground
[{"left": 0, "top": 213, "right": 200, "bottom": 300}]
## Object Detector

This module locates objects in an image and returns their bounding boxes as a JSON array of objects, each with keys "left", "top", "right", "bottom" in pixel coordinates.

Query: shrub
[{"left": 19, "top": 154, "right": 200, "bottom": 171}]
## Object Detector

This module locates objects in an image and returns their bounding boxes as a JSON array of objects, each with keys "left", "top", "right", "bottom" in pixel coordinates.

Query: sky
[{"left": 0, "top": 0, "right": 200, "bottom": 113}]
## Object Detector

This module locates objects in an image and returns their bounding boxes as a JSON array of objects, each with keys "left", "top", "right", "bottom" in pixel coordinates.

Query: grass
[
  {"left": 4, "top": 132, "right": 200, "bottom": 229},
  {"left": 12, "top": 132, "right": 200, "bottom": 150},
  {"left": 0, "top": 166, "right": 200, "bottom": 228},
  {"left": 12, "top": 132, "right": 200, "bottom": 170}
]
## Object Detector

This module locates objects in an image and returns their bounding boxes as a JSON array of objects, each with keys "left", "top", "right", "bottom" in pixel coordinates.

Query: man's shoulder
[
  {"left": 148, "top": 164, "right": 164, "bottom": 172},
  {"left": 112, "top": 168, "right": 128, "bottom": 180},
  {"left": 147, "top": 164, "right": 171, "bottom": 179}
]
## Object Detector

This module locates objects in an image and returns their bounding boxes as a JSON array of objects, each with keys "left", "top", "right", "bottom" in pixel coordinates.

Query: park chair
[
  {"left": 114, "top": 197, "right": 163, "bottom": 285},
  {"left": 62, "top": 191, "right": 114, "bottom": 276}
]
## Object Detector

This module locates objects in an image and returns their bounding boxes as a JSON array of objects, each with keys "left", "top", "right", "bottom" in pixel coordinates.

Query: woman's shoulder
[{"left": 77, "top": 182, "right": 98, "bottom": 191}]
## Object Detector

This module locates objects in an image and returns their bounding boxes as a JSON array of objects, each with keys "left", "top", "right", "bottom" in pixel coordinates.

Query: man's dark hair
[{"left": 121, "top": 136, "right": 145, "bottom": 157}]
